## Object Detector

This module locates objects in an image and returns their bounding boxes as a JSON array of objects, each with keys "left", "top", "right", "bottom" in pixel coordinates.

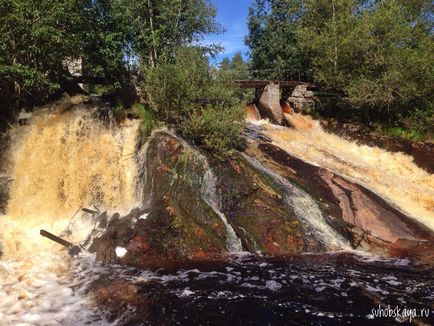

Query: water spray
[{"left": 40, "top": 229, "right": 83, "bottom": 256}]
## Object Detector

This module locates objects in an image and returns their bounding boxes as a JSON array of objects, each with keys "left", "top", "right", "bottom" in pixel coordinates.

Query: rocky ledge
[{"left": 88, "top": 129, "right": 434, "bottom": 270}]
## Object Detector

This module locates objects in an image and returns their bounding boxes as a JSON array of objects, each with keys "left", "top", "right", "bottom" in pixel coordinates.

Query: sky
[{"left": 201, "top": 0, "right": 252, "bottom": 64}]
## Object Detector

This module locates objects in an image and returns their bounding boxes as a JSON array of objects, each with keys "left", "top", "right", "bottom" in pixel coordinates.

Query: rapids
[
  {"left": 0, "top": 106, "right": 140, "bottom": 325},
  {"left": 0, "top": 102, "right": 433, "bottom": 325},
  {"left": 260, "top": 113, "right": 434, "bottom": 231}
]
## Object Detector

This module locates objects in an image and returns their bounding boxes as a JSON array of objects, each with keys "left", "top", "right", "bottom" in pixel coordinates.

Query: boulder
[
  {"left": 251, "top": 141, "right": 434, "bottom": 257},
  {"left": 89, "top": 130, "right": 433, "bottom": 269},
  {"left": 258, "top": 84, "right": 283, "bottom": 124},
  {"left": 90, "top": 131, "right": 327, "bottom": 269},
  {"left": 287, "top": 84, "right": 316, "bottom": 113}
]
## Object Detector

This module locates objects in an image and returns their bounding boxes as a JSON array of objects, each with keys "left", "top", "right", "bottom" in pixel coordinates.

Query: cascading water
[
  {"left": 241, "top": 153, "right": 351, "bottom": 251},
  {"left": 153, "top": 131, "right": 243, "bottom": 253},
  {"left": 0, "top": 104, "right": 140, "bottom": 325},
  {"left": 1, "top": 103, "right": 432, "bottom": 325},
  {"left": 259, "top": 113, "right": 434, "bottom": 232},
  {"left": 201, "top": 168, "right": 243, "bottom": 253}
]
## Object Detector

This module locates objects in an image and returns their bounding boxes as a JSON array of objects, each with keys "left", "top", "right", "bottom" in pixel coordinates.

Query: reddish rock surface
[
  {"left": 251, "top": 141, "right": 434, "bottom": 257},
  {"left": 89, "top": 131, "right": 433, "bottom": 271}
]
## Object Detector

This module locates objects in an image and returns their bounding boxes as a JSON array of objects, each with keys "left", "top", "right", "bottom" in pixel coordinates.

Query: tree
[
  {"left": 245, "top": 0, "right": 309, "bottom": 80},
  {"left": 217, "top": 53, "right": 252, "bottom": 101},
  {"left": 142, "top": 47, "right": 245, "bottom": 158},
  {"left": 0, "top": 0, "right": 86, "bottom": 104},
  {"left": 299, "top": 0, "right": 434, "bottom": 120},
  {"left": 0, "top": 0, "right": 221, "bottom": 109},
  {"left": 124, "top": 0, "right": 221, "bottom": 67}
]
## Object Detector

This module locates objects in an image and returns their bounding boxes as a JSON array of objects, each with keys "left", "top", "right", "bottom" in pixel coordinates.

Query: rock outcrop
[
  {"left": 246, "top": 138, "right": 434, "bottom": 260},
  {"left": 287, "top": 84, "right": 316, "bottom": 113},
  {"left": 89, "top": 130, "right": 327, "bottom": 268},
  {"left": 89, "top": 128, "right": 434, "bottom": 269}
]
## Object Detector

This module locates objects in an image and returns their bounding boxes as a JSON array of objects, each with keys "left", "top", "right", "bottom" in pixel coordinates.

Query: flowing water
[
  {"left": 241, "top": 153, "right": 351, "bottom": 251},
  {"left": 260, "top": 113, "right": 434, "bottom": 231},
  {"left": 201, "top": 167, "right": 243, "bottom": 253},
  {"left": 0, "top": 107, "right": 140, "bottom": 325},
  {"left": 0, "top": 106, "right": 433, "bottom": 325}
]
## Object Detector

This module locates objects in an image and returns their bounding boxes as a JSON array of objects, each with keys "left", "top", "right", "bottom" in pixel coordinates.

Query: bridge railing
[{"left": 233, "top": 80, "right": 318, "bottom": 89}]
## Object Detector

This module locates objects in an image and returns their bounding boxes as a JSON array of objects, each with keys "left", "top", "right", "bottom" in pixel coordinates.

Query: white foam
[{"left": 115, "top": 247, "right": 128, "bottom": 258}]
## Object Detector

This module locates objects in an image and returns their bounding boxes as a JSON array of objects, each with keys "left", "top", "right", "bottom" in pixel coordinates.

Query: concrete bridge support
[
  {"left": 236, "top": 80, "right": 317, "bottom": 125},
  {"left": 257, "top": 83, "right": 283, "bottom": 124}
]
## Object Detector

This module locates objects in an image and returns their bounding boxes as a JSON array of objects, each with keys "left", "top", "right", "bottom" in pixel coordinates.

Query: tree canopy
[
  {"left": 246, "top": 0, "right": 433, "bottom": 124},
  {"left": 0, "top": 0, "right": 220, "bottom": 106}
]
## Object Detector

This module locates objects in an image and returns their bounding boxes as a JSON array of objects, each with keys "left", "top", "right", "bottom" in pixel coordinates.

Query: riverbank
[{"left": 320, "top": 118, "right": 434, "bottom": 174}]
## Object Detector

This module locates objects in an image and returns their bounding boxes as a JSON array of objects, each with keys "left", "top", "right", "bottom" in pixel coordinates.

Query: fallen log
[
  {"left": 82, "top": 207, "right": 99, "bottom": 215},
  {"left": 40, "top": 229, "right": 82, "bottom": 256}
]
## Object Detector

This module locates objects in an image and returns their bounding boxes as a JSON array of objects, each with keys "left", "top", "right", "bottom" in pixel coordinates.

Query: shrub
[
  {"left": 141, "top": 47, "right": 246, "bottom": 159},
  {"left": 142, "top": 47, "right": 210, "bottom": 124},
  {"left": 179, "top": 104, "right": 245, "bottom": 159}
]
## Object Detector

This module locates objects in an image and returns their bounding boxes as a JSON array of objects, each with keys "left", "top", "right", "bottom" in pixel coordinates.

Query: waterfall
[
  {"left": 241, "top": 153, "right": 351, "bottom": 251},
  {"left": 201, "top": 169, "right": 243, "bottom": 253},
  {"left": 260, "top": 113, "right": 434, "bottom": 232},
  {"left": 0, "top": 103, "right": 141, "bottom": 324},
  {"left": 154, "top": 131, "right": 243, "bottom": 253}
]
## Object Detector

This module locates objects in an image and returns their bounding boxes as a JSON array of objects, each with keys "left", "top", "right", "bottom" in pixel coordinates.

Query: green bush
[
  {"left": 142, "top": 47, "right": 210, "bottom": 124},
  {"left": 141, "top": 47, "right": 246, "bottom": 159},
  {"left": 179, "top": 104, "right": 245, "bottom": 159}
]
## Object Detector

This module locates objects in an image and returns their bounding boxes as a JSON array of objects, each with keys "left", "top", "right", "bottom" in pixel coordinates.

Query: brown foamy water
[
  {"left": 0, "top": 105, "right": 140, "bottom": 324},
  {"left": 259, "top": 113, "right": 434, "bottom": 231}
]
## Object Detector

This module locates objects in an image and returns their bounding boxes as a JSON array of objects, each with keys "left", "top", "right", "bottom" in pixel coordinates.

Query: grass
[
  {"left": 374, "top": 125, "right": 433, "bottom": 142},
  {"left": 133, "top": 103, "right": 157, "bottom": 138}
]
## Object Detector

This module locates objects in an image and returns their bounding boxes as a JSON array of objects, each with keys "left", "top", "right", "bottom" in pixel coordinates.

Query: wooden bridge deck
[{"left": 234, "top": 80, "right": 318, "bottom": 89}]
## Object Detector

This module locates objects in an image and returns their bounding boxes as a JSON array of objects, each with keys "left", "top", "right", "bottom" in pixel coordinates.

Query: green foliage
[
  {"left": 0, "top": 64, "right": 60, "bottom": 102},
  {"left": 245, "top": 0, "right": 433, "bottom": 136},
  {"left": 0, "top": 0, "right": 220, "bottom": 109},
  {"left": 246, "top": 0, "right": 310, "bottom": 80},
  {"left": 299, "top": 0, "right": 434, "bottom": 119},
  {"left": 216, "top": 53, "right": 254, "bottom": 102},
  {"left": 133, "top": 103, "right": 157, "bottom": 138},
  {"left": 80, "top": 0, "right": 134, "bottom": 81},
  {"left": 123, "top": 0, "right": 221, "bottom": 67},
  {"left": 142, "top": 47, "right": 245, "bottom": 159},
  {"left": 0, "top": 0, "right": 84, "bottom": 102},
  {"left": 142, "top": 47, "right": 210, "bottom": 123},
  {"left": 375, "top": 125, "right": 432, "bottom": 142},
  {"left": 179, "top": 104, "right": 245, "bottom": 159},
  {"left": 113, "top": 100, "right": 127, "bottom": 121}
]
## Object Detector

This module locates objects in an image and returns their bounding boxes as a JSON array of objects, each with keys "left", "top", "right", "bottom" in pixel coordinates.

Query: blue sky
[{"left": 201, "top": 0, "right": 252, "bottom": 64}]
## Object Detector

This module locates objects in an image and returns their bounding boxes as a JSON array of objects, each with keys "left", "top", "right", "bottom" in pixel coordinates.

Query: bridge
[
  {"left": 234, "top": 80, "right": 317, "bottom": 89},
  {"left": 234, "top": 80, "right": 318, "bottom": 125}
]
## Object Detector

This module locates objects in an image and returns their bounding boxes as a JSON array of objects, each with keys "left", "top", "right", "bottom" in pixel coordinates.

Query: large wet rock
[
  {"left": 258, "top": 84, "right": 283, "bottom": 124},
  {"left": 125, "top": 131, "right": 231, "bottom": 268},
  {"left": 245, "top": 138, "right": 434, "bottom": 260},
  {"left": 90, "top": 129, "right": 433, "bottom": 269},
  {"left": 90, "top": 131, "right": 326, "bottom": 269},
  {"left": 215, "top": 157, "right": 323, "bottom": 254}
]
